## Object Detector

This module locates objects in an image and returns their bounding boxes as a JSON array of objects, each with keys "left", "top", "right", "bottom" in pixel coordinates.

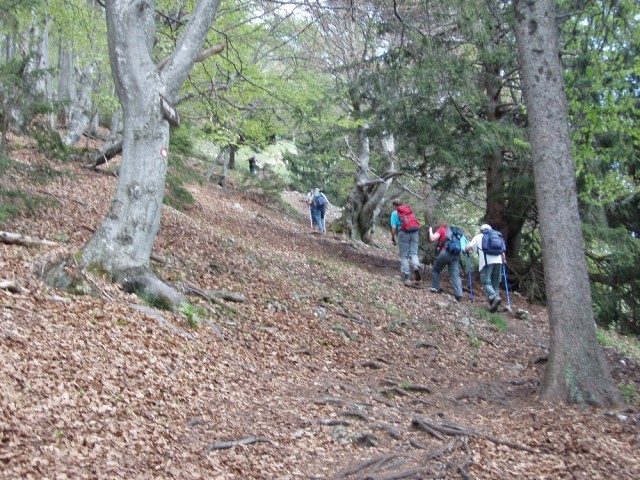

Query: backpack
[
  {"left": 481, "top": 228, "right": 506, "bottom": 256},
  {"left": 313, "top": 193, "right": 327, "bottom": 208},
  {"left": 396, "top": 205, "right": 421, "bottom": 232},
  {"left": 445, "top": 225, "right": 465, "bottom": 254}
]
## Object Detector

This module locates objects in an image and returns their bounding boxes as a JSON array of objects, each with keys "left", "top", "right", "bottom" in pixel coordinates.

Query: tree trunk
[
  {"left": 483, "top": 61, "right": 507, "bottom": 233},
  {"left": 340, "top": 128, "right": 395, "bottom": 243},
  {"left": 64, "top": 0, "right": 222, "bottom": 311},
  {"left": 57, "top": 45, "right": 75, "bottom": 127},
  {"left": 63, "top": 66, "right": 93, "bottom": 146},
  {"left": 514, "top": 0, "right": 621, "bottom": 406}
]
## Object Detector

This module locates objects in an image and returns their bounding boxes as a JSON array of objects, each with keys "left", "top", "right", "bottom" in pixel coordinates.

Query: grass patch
[
  {"left": 597, "top": 328, "right": 640, "bottom": 362},
  {"left": 468, "top": 333, "right": 483, "bottom": 348},
  {"left": 618, "top": 383, "right": 639, "bottom": 406},
  {"left": 0, "top": 187, "right": 53, "bottom": 223},
  {"left": 476, "top": 308, "right": 508, "bottom": 332},
  {"left": 180, "top": 302, "right": 208, "bottom": 329}
]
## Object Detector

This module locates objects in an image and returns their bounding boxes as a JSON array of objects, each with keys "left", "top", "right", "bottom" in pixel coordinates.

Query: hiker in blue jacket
[{"left": 465, "top": 224, "right": 505, "bottom": 312}]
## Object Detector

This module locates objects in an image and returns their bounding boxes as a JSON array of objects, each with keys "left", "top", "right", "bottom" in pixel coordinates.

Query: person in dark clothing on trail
[
  {"left": 307, "top": 188, "right": 329, "bottom": 234},
  {"left": 428, "top": 219, "right": 463, "bottom": 302}
]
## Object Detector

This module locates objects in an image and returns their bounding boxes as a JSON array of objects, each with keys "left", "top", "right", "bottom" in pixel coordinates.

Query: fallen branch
[
  {"left": 204, "top": 436, "right": 270, "bottom": 453},
  {"left": 0, "top": 280, "right": 24, "bottom": 294},
  {"left": 0, "top": 231, "right": 58, "bottom": 247}
]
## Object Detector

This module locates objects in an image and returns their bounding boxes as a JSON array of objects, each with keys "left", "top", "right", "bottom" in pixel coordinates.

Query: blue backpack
[
  {"left": 313, "top": 193, "right": 327, "bottom": 208},
  {"left": 481, "top": 228, "right": 506, "bottom": 256},
  {"left": 445, "top": 226, "right": 466, "bottom": 255}
]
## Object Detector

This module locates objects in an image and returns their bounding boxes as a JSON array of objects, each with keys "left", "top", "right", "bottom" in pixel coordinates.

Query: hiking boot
[
  {"left": 489, "top": 296, "right": 502, "bottom": 312},
  {"left": 414, "top": 268, "right": 422, "bottom": 282},
  {"left": 455, "top": 296, "right": 463, "bottom": 303},
  {"left": 402, "top": 273, "right": 411, "bottom": 283},
  {"left": 429, "top": 287, "right": 442, "bottom": 294}
]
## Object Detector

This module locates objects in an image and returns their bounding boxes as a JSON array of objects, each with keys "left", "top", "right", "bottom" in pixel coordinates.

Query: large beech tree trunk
[
  {"left": 514, "top": 0, "right": 621, "bottom": 406},
  {"left": 341, "top": 128, "right": 398, "bottom": 243},
  {"left": 58, "top": 0, "right": 222, "bottom": 310}
]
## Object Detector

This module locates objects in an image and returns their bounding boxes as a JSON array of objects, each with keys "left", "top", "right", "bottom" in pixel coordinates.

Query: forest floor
[{"left": 1, "top": 134, "right": 639, "bottom": 479}]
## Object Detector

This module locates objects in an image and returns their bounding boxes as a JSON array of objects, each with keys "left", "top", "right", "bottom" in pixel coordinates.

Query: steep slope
[{"left": 0, "top": 141, "right": 638, "bottom": 479}]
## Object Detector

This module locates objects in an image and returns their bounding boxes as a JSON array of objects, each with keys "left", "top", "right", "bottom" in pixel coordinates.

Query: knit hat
[
  {"left": 392, "top": 198, "right": 402, "bottom": 206},
  {"left": 480, "top": 224, "right": 491, "bottom": 231}
]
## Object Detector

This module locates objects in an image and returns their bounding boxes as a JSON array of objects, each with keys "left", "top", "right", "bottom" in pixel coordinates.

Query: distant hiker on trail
[
  {"left": 465, "top": 223, "right": 506, "bottom": 312},
  {"left": 390, "top": 199, "right": 422, "bottom": 284},
  {"left": 248, "top": 155, "right": 258, "bottom": 174},
  {"left": 308, "top": 188, "right": 329, "bottom": 234},
  {"left": 428, "top": 219, "right": 463, "bottom": 302}
]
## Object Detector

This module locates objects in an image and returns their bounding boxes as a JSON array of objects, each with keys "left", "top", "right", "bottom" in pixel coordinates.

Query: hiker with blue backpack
[
  {"left": 390, "top": 199, "right": 422, "bottom": 284},
  {"left": 465, "top": 224, "right": 507, "bottom": 312},
  {"left": 308, "top": 188, "right": 329, "bottom": 234},
  {"left": 428, "top": 219, "right": 464, "bottom": 302}
]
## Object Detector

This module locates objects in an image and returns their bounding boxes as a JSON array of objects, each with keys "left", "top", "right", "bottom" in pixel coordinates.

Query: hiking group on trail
[
  {"left": 306, "top": 188, "right": 329, "bottom": 234},
  {"left": 389, "top": 200, "right": 508, "bottom": 312}
]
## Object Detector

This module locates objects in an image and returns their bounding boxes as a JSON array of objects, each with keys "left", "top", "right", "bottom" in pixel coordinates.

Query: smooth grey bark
[
  {"left": 341, "top": 128, "right": 398, "bottom": 243},
  {"left": 76, "top": 0, "right": 222, "bottom": 310},
  {"left": 513, "top": 0, "right": 621, "bottom": 406},
  {"left": 57, "top": 45, "right": 75, "bottom": 126},
  {"left": 63, "top": 65, "right": 93, "bottom": 145}
]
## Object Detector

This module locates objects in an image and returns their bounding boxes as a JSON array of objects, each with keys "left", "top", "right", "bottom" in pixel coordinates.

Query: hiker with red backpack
[
  {"left": 428, "top": 219, "right": 464, "bottom": 302},
  {"left": 465, "top": 224, "right": 506, "bottom": 312},
  {"left": 390, "top": 199, "right": 422, "bottom": 284}
]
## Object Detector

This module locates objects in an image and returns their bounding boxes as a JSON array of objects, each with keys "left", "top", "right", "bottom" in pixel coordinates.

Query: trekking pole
[
  {"left": 466, "top": 254, "right": 474, "bottom": 303},
  {"left": 418, "top": 244, "right": 431, "bottom": 279},
  {"left": 502, "top": 263, "right": 512, "bottom": 309},
  {"left": 308, "top": 205, "right": 313, "bottom": 229}
]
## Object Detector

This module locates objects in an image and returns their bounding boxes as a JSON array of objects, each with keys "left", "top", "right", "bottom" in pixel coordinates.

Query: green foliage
[
  {"left": 476, "top": 308, "right": 508, "bottom": 332},
  {"left": 561, "top": 0, "right": 639, "bottom": 208},
  {"left": 468, "top": 333, "right": 483, "bottom": 349},
  {"left": 180, "top": 302, "right": 208, "bottom": 330},
  {"left": 596, "top": 328, "right": 640, "bottom": 362},
  {"left": 0, "top": 155, "right": 54, "bottom": 223},
  {"left": 283, "top": 139, "right": 354, "bottom": 206},
  {"left": 31, "top": 124, "right": 67, "bottom": 161},
  {"left": 164, "top": 124, "right": 208, "bottom": 211},
  {"left": 618, "top": 383, "right": 639, "bottom": 406},
  {"left": 584, "top": 223, "right": 640, "bottom": 334}
]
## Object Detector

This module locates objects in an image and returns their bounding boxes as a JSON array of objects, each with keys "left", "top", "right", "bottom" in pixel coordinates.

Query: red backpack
[{"left": 396, "top": 205, "right": 421, "bottom": 232}]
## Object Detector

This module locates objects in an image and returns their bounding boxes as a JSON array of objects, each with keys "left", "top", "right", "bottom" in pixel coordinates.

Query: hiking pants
[
  {"left": 432, "top": 250, "right": 463, "bottom": 297},
  {"left": 480, "top": 262, "right": 502, "bottom": 302},
  {"left": 318, "top": 205, "right": 327, "bottom": 233},
  {"left": 398, "top": 230, "right": 420, "bottom": 275},
  {"left": 310, "top": 205, "right": 320, "bottom": 229}
]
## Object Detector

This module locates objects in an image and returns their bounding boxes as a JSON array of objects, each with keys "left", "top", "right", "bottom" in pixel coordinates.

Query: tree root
[
  {"left": 411, "top": 417, "right": 540, "bottom": 454},
  {"left": 335, "top": 453, "right": 407, "bottom": 478},
  {"left": 204, "top": 436, "right": 270, "bottom": 453}
]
